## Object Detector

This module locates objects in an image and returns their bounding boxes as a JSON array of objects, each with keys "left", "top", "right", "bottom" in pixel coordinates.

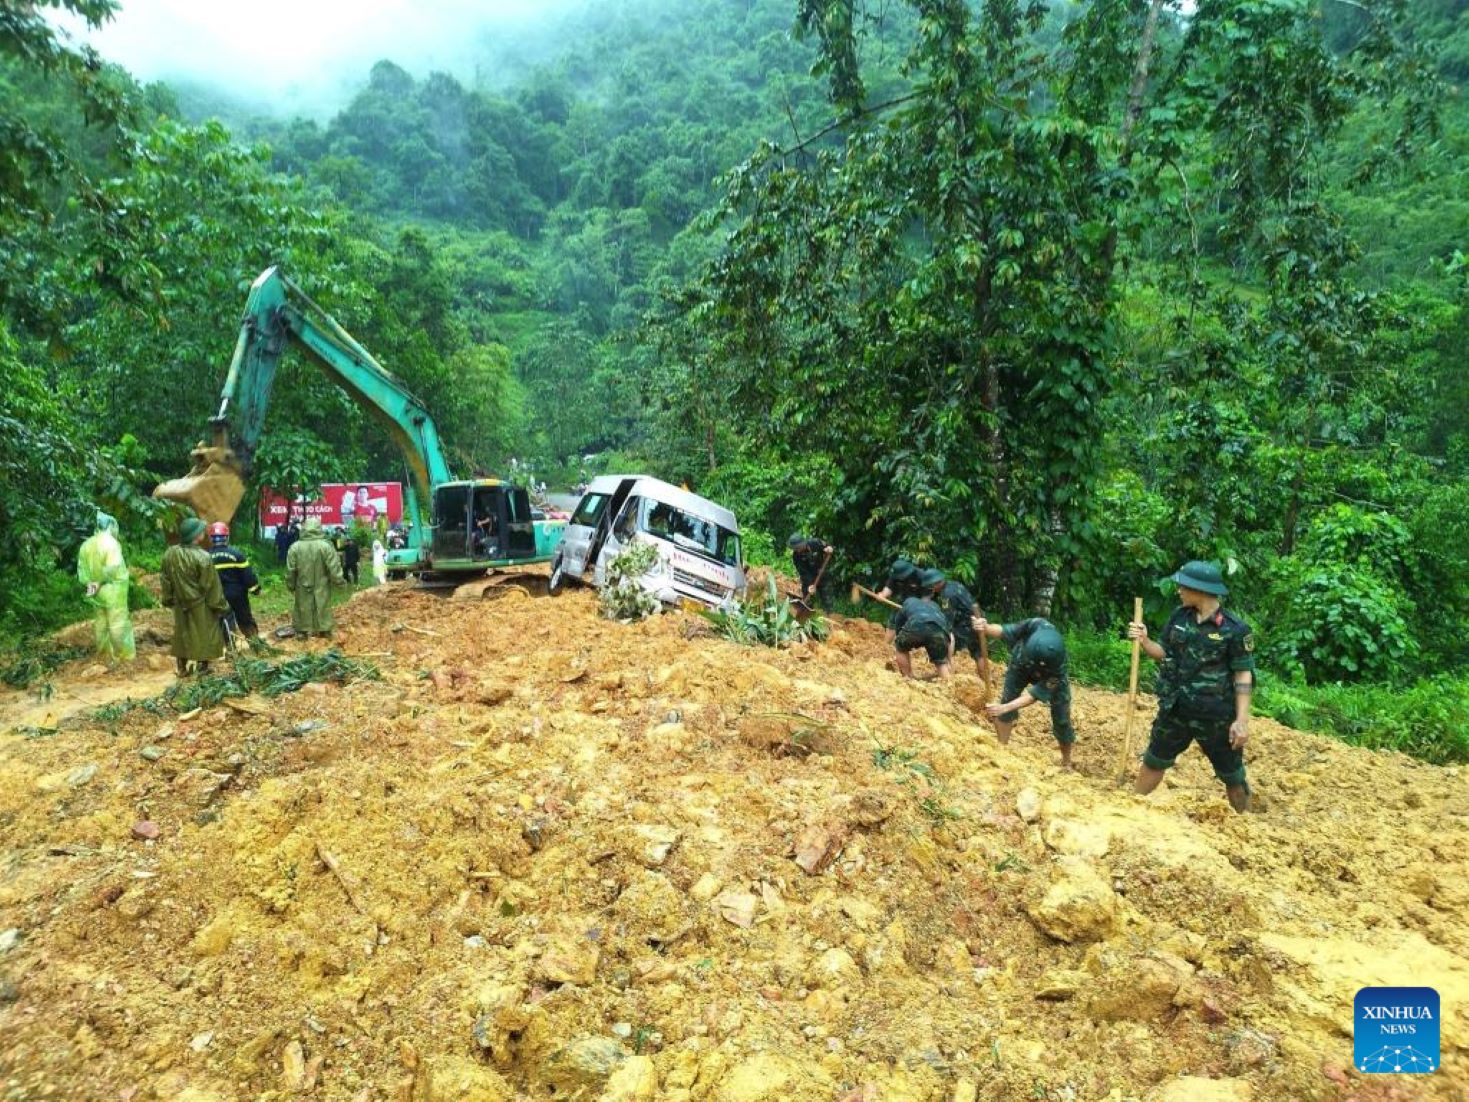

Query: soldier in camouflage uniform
[
  {"left": 891, "top": 572, "right": 954, "bottom": 680},
  {"left": 787, "top": 534, "right": 834, "bottom": 608},
  {"left": 1129, "top": 560, "right": 1255, "bottom": 812},
  {"left": 973, "top": 615, "right": 1076, "bottom": 768},
  {"left": 928, "top": 570, "right": 984, "bottom": 680},
  {"left": 876, "top": 557, "right": 925, "bottom": 641}
]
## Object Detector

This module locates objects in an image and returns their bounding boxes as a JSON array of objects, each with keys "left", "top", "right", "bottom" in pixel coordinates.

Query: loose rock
[
  {"left": 598, "top": 1054, "right": 656, "bottom": 1101},
  {"left": 1026, "top": 858, "right": 1119, "bottom": 943},
  {"left": 543, "top": 1036, "right": 629, "bottom": 1089},
  {"left": 416, "top": 1055, "right": 514, "bottom": 1101},
  {"left": 538, "top": 937, "right": 600, "bottom": 986}
]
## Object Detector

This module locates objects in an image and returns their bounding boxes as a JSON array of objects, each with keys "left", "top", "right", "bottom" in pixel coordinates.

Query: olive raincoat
[
  {"left": 287, "top": 519, "right": 346, "bottom": 634},
  {"left": 161, "top": 538, "right": 228, "bottom": 661},
  {"left": 76, "top": 513, "right": 136, "bottom": 662}
]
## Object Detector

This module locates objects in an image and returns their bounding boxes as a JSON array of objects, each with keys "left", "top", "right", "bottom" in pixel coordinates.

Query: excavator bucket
[{"left": 152, "top": 442, "right": 247, "bottom": 525}]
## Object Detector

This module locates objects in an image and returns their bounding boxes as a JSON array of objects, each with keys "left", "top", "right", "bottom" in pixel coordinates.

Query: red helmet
[{"left": 207, "top": 522, "right": 230, "bottom": 541}]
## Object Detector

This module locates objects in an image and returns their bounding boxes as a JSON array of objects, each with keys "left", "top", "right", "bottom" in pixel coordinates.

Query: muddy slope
[{"left": 1, "top": 585, "right": 1464, "bottom": 1101}]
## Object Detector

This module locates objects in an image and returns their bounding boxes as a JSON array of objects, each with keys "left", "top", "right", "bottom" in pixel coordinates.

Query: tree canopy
[{"left": 3, "top": 0, "right": 1468, "bottom": 722}]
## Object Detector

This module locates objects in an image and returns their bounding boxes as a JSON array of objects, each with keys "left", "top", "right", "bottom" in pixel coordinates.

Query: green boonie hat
[
  {"left": 788, "top": 534, "right": 804, "bottom": 549},
  {"left": 891, "top": 558, "right": 917, "bottom": 581},
  {"left": 919, "top": 567, "right": 946, "bottom": 589},
  {"left": 179, "top": 517, "right": 207, "bottom": 544},
  {"left": 1028, "top": 627, "right": 1065, "bottom": 665},
  {"left": 1169, "top": 560, "right": 1229, "bottom": 596}
]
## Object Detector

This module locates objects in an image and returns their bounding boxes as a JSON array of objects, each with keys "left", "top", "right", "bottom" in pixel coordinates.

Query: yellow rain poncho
[{"left": 76, "top": 513, "right": 136, "bottom": 662}]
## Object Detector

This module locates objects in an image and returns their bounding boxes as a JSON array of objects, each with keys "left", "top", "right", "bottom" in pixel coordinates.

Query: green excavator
[{"left": 154, "top": 266, "right": 564, "bottom": 590}]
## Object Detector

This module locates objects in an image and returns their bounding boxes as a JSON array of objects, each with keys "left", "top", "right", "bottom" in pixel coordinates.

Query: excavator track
[{"left": 441, "top": 569, "right": 550, "bottom": 601}]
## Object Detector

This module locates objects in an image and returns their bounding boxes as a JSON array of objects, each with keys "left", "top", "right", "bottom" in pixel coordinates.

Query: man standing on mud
[
  {"left": 933, "top": 570, "right": 984, "bottom": 681},
  {"left": 208, "top": 522, "right": 261, "bottom": 639},
  {"left": 161, "top": 517, "right": 229, "bottom": 677},
  {"left": 1128, "top": 560, "right": 1255, "bottom": 812},
  {"left": 287, "top": 516, "right": 347, "bottom": 639},
  {"left": 76, "top": 512, "right": 136, "bottom": 667},
  {"left": 972, "top": 614, "right": 1075, "bottom": 768}
]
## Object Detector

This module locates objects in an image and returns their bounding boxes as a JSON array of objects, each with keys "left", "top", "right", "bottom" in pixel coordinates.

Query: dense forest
[{"left": 2, "top": 0, "right": 1467, "bottom": 759}]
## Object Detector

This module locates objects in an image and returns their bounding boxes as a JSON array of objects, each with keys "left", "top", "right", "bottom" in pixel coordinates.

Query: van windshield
[
  {"left": 570, "top": 493, "right": 609, "bottom": 527},
  {"left": 640, "top": 499, "right": 741, "bottom": 567}
]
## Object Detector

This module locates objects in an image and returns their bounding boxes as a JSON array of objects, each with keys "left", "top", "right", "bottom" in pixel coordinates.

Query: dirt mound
[{"left": 1, "top": 583, "right": 1465, "bottom": 1101}]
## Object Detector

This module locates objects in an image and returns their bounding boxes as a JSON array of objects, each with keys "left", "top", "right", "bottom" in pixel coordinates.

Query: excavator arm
[{"left": 154, "top": 267, "right": 453, "bottom": 543}]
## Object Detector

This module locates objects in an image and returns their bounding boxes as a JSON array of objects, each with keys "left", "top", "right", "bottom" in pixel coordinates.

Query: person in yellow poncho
[
  {"left": 160, "top": 517, "right": 228, "bottom": 677},
  {"left": 76, "top": 512, "right": 136, "bottom": 665}
]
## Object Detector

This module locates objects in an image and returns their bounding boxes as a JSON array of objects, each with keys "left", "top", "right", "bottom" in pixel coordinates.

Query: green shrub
[
  {"left": 1264, "top": 561, "right": 1416, "bottom": 681},
  {"left": 0, "top": 561, "right": 89, "bottom": 641},
  {"left": 598, "top": 541, "right": 662, "bottom": 621},
  {"left": 1256, "top": 676, "right": 1469, "bottom": 764},
  {"left": 702, "top": 575, "right": 831, "bottom": 647},
  {"left": 1059, "top": 628, "right": 1136, "bottom": 693}
]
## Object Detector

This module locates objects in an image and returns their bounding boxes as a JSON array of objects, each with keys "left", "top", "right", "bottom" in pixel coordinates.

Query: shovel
[
  {"left": 221, "top": 615, "right": 239, "bottom": 664},
  {"left": 849, "top": 582, "right": 900, "bottom": 611},
  {"left": 791, "top": 548, "right": 833, "bottom": 620}
]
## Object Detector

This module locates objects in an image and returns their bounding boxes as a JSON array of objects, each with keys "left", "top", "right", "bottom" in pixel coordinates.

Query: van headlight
[{"left": 644, "top": 555, "right": 669, "bottom": 579}]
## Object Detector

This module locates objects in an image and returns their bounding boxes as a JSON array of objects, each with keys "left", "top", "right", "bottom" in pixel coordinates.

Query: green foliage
[
  {"left": 1257, "top": 676, "right": 1469, "bottom": 764},
  {"left": 597, "top": 541, "right": 662, "bottom": 621},
  {"left": 1263, "top": 505, "right": 1421, "bottom": 681},
  {"left": 93, "top": 648, "right": 379, "bottom": 719},
  {"left": 0, "top": 1, "right": 134, "bottom": 316},
  {"left": 701, "top": 574, "right": 831, "bottom": 647},
  {"left": 0, "top": 643, "right": 89, "bottom": 690},
  {"left": 699, "top": 456, "right": 841, "bottom": 571},
  {"left": 1266, "top": 561, "right": 1418, "bottom": 682}
]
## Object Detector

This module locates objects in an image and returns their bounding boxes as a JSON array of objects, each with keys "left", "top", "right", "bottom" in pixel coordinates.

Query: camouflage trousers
[{"left": 1143, "top": 705, "right": 1246, "bottom": 787}]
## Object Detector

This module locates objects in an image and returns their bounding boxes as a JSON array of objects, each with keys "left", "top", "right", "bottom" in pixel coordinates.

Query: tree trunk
[{"left": 1031, "top": 508, "right": 1067, "bottom": 616}]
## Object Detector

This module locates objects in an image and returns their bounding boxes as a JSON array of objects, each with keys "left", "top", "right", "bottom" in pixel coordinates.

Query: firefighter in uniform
[{"left": 208, "top": 521, "right": 262, "bottom": 639}]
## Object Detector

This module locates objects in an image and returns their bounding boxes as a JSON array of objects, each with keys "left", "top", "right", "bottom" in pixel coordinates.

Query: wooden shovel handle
[
  {"left": 852, "top": 583, "right": 901, "bottom": 610},
  {"left": 1121, "top": 597, "right": 1143, "bottom": 771},
  {"left": 809, "top": 547, "right": 832, "bottom": 592}
]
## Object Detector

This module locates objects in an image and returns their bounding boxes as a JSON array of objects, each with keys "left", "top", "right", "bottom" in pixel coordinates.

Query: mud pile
[{"left": 1, "top": 584, "right": 1465, "bottom": 1101}]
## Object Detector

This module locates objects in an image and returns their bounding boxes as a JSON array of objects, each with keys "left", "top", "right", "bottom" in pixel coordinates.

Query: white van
[{"left": 548, "top": 475, "right": 746, "bottom": 608}]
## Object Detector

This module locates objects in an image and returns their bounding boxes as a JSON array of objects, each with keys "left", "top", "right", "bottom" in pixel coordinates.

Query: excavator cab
[{"left": 430, "top": 480, "right": 536, "bottom": 567}]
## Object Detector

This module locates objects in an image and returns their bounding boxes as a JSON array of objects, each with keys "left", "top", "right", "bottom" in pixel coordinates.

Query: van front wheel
[{"left": 547, "top": 554, "right": 565, "bottom": 595}]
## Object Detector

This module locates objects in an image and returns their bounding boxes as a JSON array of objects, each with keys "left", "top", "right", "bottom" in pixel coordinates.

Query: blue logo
[{"left": 1355, "top": 987, "right": 1439, "bottom": 1074}]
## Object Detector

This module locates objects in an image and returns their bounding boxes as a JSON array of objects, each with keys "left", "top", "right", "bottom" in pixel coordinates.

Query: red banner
[{"left": 259, "top": 483, "right": 404, "bottom": 531}]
